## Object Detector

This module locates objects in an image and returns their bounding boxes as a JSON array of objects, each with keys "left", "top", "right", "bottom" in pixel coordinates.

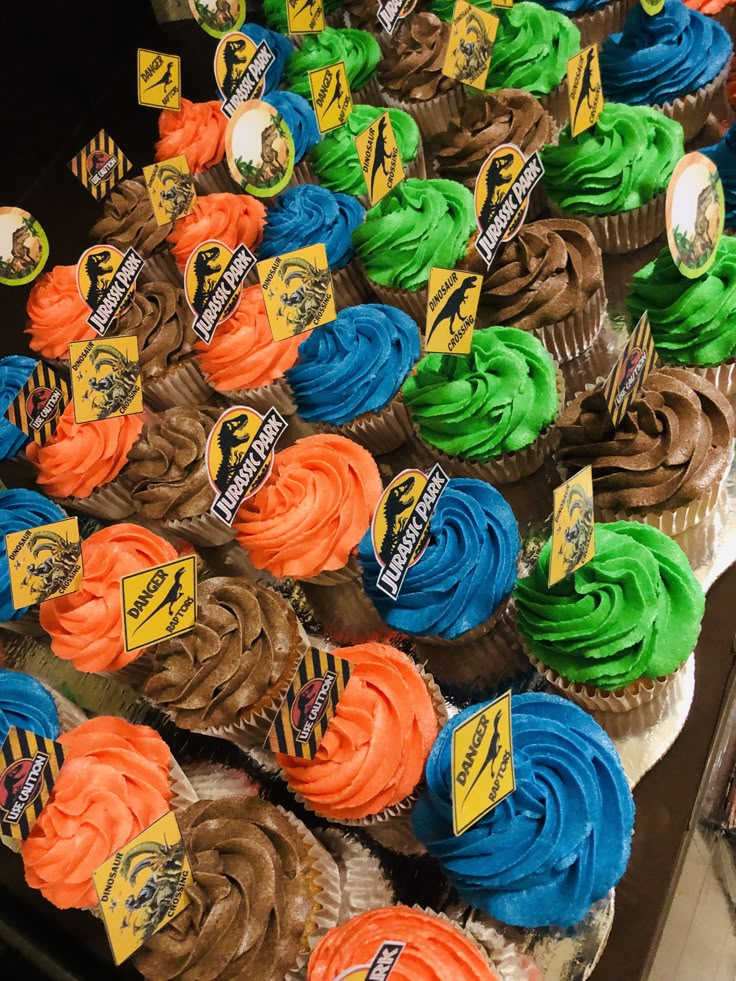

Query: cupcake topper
[
  {"left": 332, "top": 941, "right": 406, "bottom": 979},
  {"left": 548, "top": 466, "right": 595, "bottom": 587},
  {"left": 5, "top": 516, "right": 82, "bottom": 609},
  {"left": 309, "top": 61, "right": 354, "bottom": 134},
  {"left": 5, "top": 360, "right": 71, "bottom": 445},
  {"left": 640, "top": 0, "right": 664, "bottom": 15},
  {"left": 68, "top": 338, "right": 144, "bottom": 424},
  {"left": 184, "top": 239, "right": 255, "bottom": 344},
  {"left": 286, "top": 0, "right": 325, "bottom": 34},
  {"left": 0, "top": 727, "right": 65, "bottom": 840},
  {"left": 567, "top": 44, "right": 603, "bottom": 139},
  {"left": 121, "top": 555, "right": 197, "bottom": 654},
  {"left": 666, "top": 151, "right": 725, "bottom": 280},
  {"left": 68, "top": 130, "right": 132, "bottom": 201},
  {"left": 355, "top": 111, "right": 405, "bottom": 207},
  {"left": 142, "top": 155, "right": 197, "bottom": 226},
  {"left": 442, "top": 0, "right": 499, "bottom": 90},
  {"left": 258, "top": 242, "right": 336, "bottom": 337},
  {"left": 214, "top": 32, "right": 275, "bottom": 117},
  {"left": 77, "top": 244, "right": 143, "bottom": 336},
  {"left": 0, "top": 207, "right": 49, "bottom": 287},
  {"left": 225, "top": 99, "right": 296, "bottom": 196},
  {"left": 188, "top": 0, "right": 246, "bottom": 38},
  {"left": 377, "top": 0, "right": 417, "bottom": 34},
  {"left": 474, "top": 143, "right": 544, "bottom": 267},
  {"left": 425, "top": 267, "right": 481, "bottom": 355},
  {"left": 602, "top": 311, "right": 657, "bottom": 428},
  {"left": 137, "top": 49, "right": 181, "bottom": 111}
]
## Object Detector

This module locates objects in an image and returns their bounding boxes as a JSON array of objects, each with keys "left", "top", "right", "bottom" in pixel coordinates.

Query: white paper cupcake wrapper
[
  {"left": 378, "top": 84, "right": 469, "bottom": 141},
  {"left": 529, "top": 284, "right": 606, "bottom": 364},
  {"left": 316, "top": 828, "right": 396, "bottom": 923},
  {"left": 178, "top": 761, "right": 261, "bottom": 799},
  {"left": 684, "top": 356, "right": 736, "bottom": 398},
  {"left": 141, "top": 250, "right": 182, "bottom": 287},
  {"left": 545, "top": 191, "right": 666, "bottom": 255},
  {"left": 318, "top": 393, "right": 414, "bottom": 455},
  {"left": 655, "top": 62, "right": 730, "bottom": 143},
  {"left": 169, "top": 759, "right": 200, "bottom": 810},
  {"left": 596, "top": 479, "right": 724, "bottom": 538},
  {"left": 142, "top": 359, "right": 214, "bottom": 411},
  {"left": 162, "top": 512, "right": 235, "bottom": 547}
]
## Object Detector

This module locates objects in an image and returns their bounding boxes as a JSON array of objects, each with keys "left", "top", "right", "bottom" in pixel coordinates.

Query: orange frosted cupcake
[
  {"left": 166, "top": 193, "right": 266, "bottom": 281},
  {"left": 40, "top": 524, "right": 178, "bottom": 672},
  {"left": 276, "top": 642, "right": 445, "bottom": 823},
  {"left": 25, "top": 264, "right": 95, "bottom": 360},
  {"left": 156, "top": 98, "right": 230, "bottom": 194}
]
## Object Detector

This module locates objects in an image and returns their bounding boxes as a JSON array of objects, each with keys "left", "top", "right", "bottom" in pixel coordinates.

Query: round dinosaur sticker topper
[
  {"left": 183, "top": 239, "right": 242, "bottom": 331},
  {"left": 0, "top": 207, "right": 49, "bottom": 287},
  {"left": 214, "top": 32, "right": 265, "bottom": 102},
  {"left": 76, "top": 245, "right": 136, "bottom": 317},
  {"left": 205, "top": 405, "right": 274, "bottom": 500},
  {"left": 474, "top": 143, "right": 528, "bottom": 243},
  {"left": 371, "top": 469, "right": 431, "bottom": 570},
  {"left": 666, "top": 151, "right": 725, "bottom": 280},
  {"left": 225, "top": 99, "right": 295, "bottom": 198},
  {"left": 188, "top": 0, "right": 246, "bottom": 39}
]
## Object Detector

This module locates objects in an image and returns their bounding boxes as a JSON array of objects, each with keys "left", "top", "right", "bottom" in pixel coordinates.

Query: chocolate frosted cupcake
[{"left": 557, "top": 368, "right": 735, "bottom": 534}]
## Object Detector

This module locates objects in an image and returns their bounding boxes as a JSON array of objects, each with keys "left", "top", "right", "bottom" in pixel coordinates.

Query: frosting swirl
[
  {"left": 358, "top": 478, "right": 520, "bottom": 638},
  {"left": 378, "top": 12, "right": 455, "bottom": 102},
  {"left": 264, "top": 0, "right": 342, "bottom": 31},
  {"left": 286, "top": 303, "right": 421, "bottom": 424},
  {"left": 0, "top": 669, "right": 59, "bottom": 742},
  {"left": 146, "top": 577, "right": 303, "bottom": 730},
  {"left": 39, "top": 524, "right": 178, "bottom": 672},
  {"left": 0, "top": 490, "right": 66, "bottom": 621},
  {"left": 700, "top": 123, "right": 736, "bottom": 228},
  {"left": 258, "top": 185, "right": 365, "bottom": 270},
  {"left": 284, "top": 27, "right": 381, "bottom": 98},
  {"left": 242, "top": 24, "right": 295, "bottom": 93},
  {"left": 352, "top": 178, "right": 476, "bottom": 291},
  {"left": 91, "top": 177, "right": 172, "bottom": 258},
  {"left": 234, "top": 434, "right": 382, "bottom": 578},
  {"left": 558, "top": 368, "right": 734, "bottom": 512},
  {"left": 167, "top": 192, "right": 266, "bottom": 272},
  {"left": 600, "top": 0, "right": 732, "bottom": 107},
  {"left": 515, "top": 521, "right": 705, "bottom": 689},
  {"left": 25, "top": 264, "right": 96, "bottom": 358},
  {"left": 413, "top": 694, "right": 635, "bottom": 927},
  {"left": 541, "top": 102, "right": 684, "bottom": 215},
  {"left": 430, "top": 0, "right": 494, "bottom": 17},
  {"left": 112, "top": 281, "right": 198, "bottom": 384},
  {"left": 263, "top": 90, "right": 320, "bottom": 163},
  {"left": 684, "top": 0, "right": 735, "bottom": 13},
  {"left": 155, "top": 99, "right": 226, "bottom": 174},
  {"left": 0, "top": 356, "right": 34, "bottom": 458},
  {"left": 277, "top": 642, "right": 439, "bottom": 819}
]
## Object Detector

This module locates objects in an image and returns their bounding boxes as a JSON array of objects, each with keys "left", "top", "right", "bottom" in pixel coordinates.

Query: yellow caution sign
[
  {"left": 121, "top": 556, "right": 197, "bottom": 654},
  {"left": 258, "top": 243, "right": 336, "bottom": 340},
  {"left": 354, "top": 111, "right": 405, "bottom": 207},
  {"left": 309, "top": 61, "right": 353, "bottom": 134},
  {"left": 69, "top": 338, "right": 143, "bottom": 424},
  {"left": 138, "top": 49, "right": 181, "bottom": 110},
  {"left": 567, "top": 45, "right": 603, "bottom": 138},
  {"left": 143, "top": 156, "right": 197, "bottom": 226},
  {"left": 68, "top": 130, "right": 132, "bottom": 201},
  {"left": 442, "top": 1, "right": 498, "bottom": 90},
  {"left": 0, "top": 728, "right": 66, "bottom": 840},
  {"left": 425, "top": 267, "right": 481, "bottom": 355},
  {"left": 548, "top": 465, "right": 595, "bottom": 587},
  {"left": 286, "top": 0, "right": 325, "bottom": 33},
  {"left": 6, "top": 517, "right": 83, "bottom": 610}
]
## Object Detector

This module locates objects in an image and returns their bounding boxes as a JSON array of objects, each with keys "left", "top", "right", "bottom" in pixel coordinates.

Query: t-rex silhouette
[
  {"left": 572, "top": 48, "right": 600, "bottom": 132},
  {"left": 323, "top": 69, "right": 344, "bottom": 114},
  {"left": 478, "top": 152, "right": 515, "bottom": 230},
  {"left": 461, "top": 709, "right": 503, "bottom": 802},
  {"left": 369, "top": 115, "right": 393, "bottom": 199},
  {"left": 192, "top": 246, "right": 222, "bottom": 313},
  {"left": 222, "top": 38, "right": 248, "bottom": 98},
  {"left": 133, "top": 568, "right": 186, "bottom": 635},
  {"left": 379, "top": 476, "right": 416, "bottom": 566},
  {"left": 146, "top": 62, "right": 175, "bottom": 91},
  {"left": 426, "top": 276, "right": 478, "bottom": 343},
  {"left": 85, "top": 250, "right": 114, "bottom": 308},
  {"left": 214, "top": 413, "right": 253, "bottom": 492}
]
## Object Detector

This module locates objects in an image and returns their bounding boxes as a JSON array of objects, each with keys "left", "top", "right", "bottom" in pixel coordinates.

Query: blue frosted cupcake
[
  {"left": 241, "top": 23, "right": 294, "bottom": 93},
  {"left": 0, "top": 356, "right": 35, "bottom": 461},
  {"left": 0, "top": 669, "right": 59, "bottom": 742},
  {"left": 532, "top": 0, "right": 635, "bottom": 48},
  {"left": 413, "top": 693, "right": 635, "bottom": 928},
  {"left": 600, "top": 0, "right": 732, "bottom": 140},
  {"left": 701, "top": 124, "right": 736, "bottom": 230},
  {"left": 263, "top": 90, "right": 320, "bottom": 177},
  {"left": 286, "top": 303, "right": 421, "bottom": 453}
]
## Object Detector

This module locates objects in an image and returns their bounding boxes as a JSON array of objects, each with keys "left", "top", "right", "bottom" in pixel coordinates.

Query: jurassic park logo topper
[
  {"left": 5, "top": 517, "right": 82, "bottom": 610},
  {"left": 69, "top": 338, "right": 143, "bottom": 425},
  {"left": 377, "top": 0, "right": 417, "bottom": 34},
  {"left": 206, "top": 405, "right": 288, "bottom": 525},
  {"left": 666, "top": 151, "right": 725, "bottom": 280},
  {"left": 474, "top": 142, "right": 544, "bottom": 268},
  {"left": 189, "top": 0, "right": 246, "bottom": 38},
  {"left": 0, "top": 727, "right": 66, "bottom": 840},
  {"left": 425, "top": 267, "right": 482, "bottom": 356},
  {"left": 215, "top": 33, "right": 275, "bottom": 119},
  {"left": 143, "top": 156, "right": 197, "bottom": 227},
  {"left": 258, "top": 243, "right": 337, "bottom": 340},
  {"left": 184, "top": 239, "right": 255, "bottom": 344},
  {"left": 137, "top": 49, "right": 181, "bottom": 111},
  {"left": 548, "top": 465, "right": 595, "bottom": 587},
  {"left": 0, "top": 207, "right": 49, "bottom": 287},
  {"left": 451, "top": 690, "right": 515, "bottom": 836},
  {"left": 442, "top": 1, "right": 499, "bottom": 91},
  {"left": 309, "top": 61, "right": 353, "bottom": 134},
  {"left": 371, "top": 465, "right": 449, "bottom": 601},
  {"left": 77, "top": 245, "right": 144, "bottom": 336},
  {"left": 93, "top": 811, "right": 193, "bottom": 965},
  {"left": 286, "top": 0, "right": 325, "bottom": 34},
  {"left": 354, "top": 111, "right": 405, "bottom": 208},
  {"left": 68, "top": 130, "right": 132, "bottom": 201},
  {"left": 225, "top": 99, "right": 295, "bottom": 198},
  {"left": 567, "top": 45, "right": 603, "bottom": 139},
  {"left": 121, "top": 555, "right": 197, "bottom": 654},
  {"left": 267, "top": 647, "right": 353, "bottom": 758},
  {"left": 602, "top": 311, "right": 657, "bottom": 430},
  {"left": 5, "top": 360, "right": 71, "bottom": 447},
  {"left": 333, "top": 942, "right": 406, "bottom": 981}
]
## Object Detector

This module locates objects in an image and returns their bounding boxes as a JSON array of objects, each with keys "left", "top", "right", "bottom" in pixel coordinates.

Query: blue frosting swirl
[
  {"left": 358, "top": 478, "right": 520, "bottom": 638},
  {"left": 0, "top": 489, "right": 66, "bottom": 622},
  {"left": 413, "top": 693, "right": 635, "bottom": 928},
  {"left": 701, "top": 124, "right": 736, "bottom": 228},
  {"left": 600, "top": 0, "right": 732, "bottom": 106},
  {"left": 533, "top": 0, "right": 608, "bottom": 13},
  {"left": 286, "top": 304, "right": 421, "bottom": 424},
  {"left": 263, "top": 90, "right": 320, "bottom": 163},
  {"left": 241, "top": 23, "right": 295, "bottom": 94},
  {"left": 259, "top": 184, "right": 365, "bottom": 270},
  {"left": 0, "top": 356, "right": 34, "bottom": 460},
  {"left": 0, "top": 669, "right": 59, "bottom": 742}
]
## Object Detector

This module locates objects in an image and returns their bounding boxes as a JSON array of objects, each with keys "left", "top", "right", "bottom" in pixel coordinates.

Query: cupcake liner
[
  {"left": 318, "top": 392, "right": 415, "bottom": 455},
  {"left": 332, "top": 258, "right": 373, "bottom": 309},
  {"left": 140, "top": 249, "right": 181, "bottom": 287},
  {"left": 596, "top": 479, "right": 724, "bottom": 538},
  {"left": 368, "top": 275, "right": 428, "bottom": 321},
  {"left": 545, "top": 190, "right": 666, "bottom": 255},
  {"left": 193, "top": 160, "right": 238, "bottom": 195},
  {"left": 316, "top": 828, "right": 396, "bottom": 923},
  {"left": 538, "top": 77, "right": 569, "bottom": 132},
  {"left": 112, "top": 650, "right": 156, "bottom": 691},
  {"left": 169, "top": 759, "right": 200, "bottom": 809},
  {"left": 655, "top": 62, "right": 730, "bottom": 143},
  {"left": 351, "top": 75, "right": 384, "bottom": 107},
  {"left": 715, "top": 4, "right": 736, "bottom": 39},
  {"left": 300, "top": 573, "right": 394, "bottom": 645},
  {"left": 161, "top": 511, "right": 235, "bottom": 547},
  {"left": 142, "top": 359, "right": 214, "bottom": 411},
  {"left": 178, "top": 761, "right": 261, "bottom": 799},
  {"left": 528, "top": 283, "right": 606, "bottom": 364},
  {"left": 42, "top": 683, "right": 88, "bottom": 733},
  {"left": 55, "top": 476, "right": 136, "bottom": 520},
  {"left": 0, "top": 608, "right": 46, "bottom": 636},
  {"left": 289, "top": 157, "right": 320, "bottom": 188},
  {"left": 683, "top": 356, "right": 736, "bottom": 398},
  {"left": 570, "top": 0, "right": 636, "bottom": 48},
  {"left": 216, "top": 374, "right": 299, "bottom": 416},
  {"left": 378, "top": 83, "right": 469, "bottom": 141},
  {"left": 299, "top": 553, "right": 362, "bottom": 586}
]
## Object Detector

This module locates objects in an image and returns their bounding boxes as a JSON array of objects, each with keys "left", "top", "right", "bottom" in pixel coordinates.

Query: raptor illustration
[
  {"left": 276, "top": 257, "right": 331, "bottom": 334},
  {"left": 222, "top": 38, "right": 248, "bottom": 98},
  {"left": 452, "top": 12, "right": 494, "bottom": 83},
  {"left": 120, "top": 837, "right": 187, "bottom": 941},
  {"left": 558, "top": 484, "right": 594, "bottom": 576},
  {"left": 323, "top": 69, "right": 344, "bottom": 115},
  {"left": 84, "top": 344, "right": 140, "bottom": 418},
  {"left": 461, "top": 709, "right": 503, "bottom": 803},
  {"left": 368, "top": 115, "right": 393, "bottom": 199},
  {"left": 192, "top": 246, "right": 222, "bottom": 314},
  {"left": 146, "top": 61, "right": 175, "bottom": 92},
  {"left": 571, "top": 47, "right": 600, "bottom": 132},
  {"left": 157, "top": 163, "right": 195, "bottom": 222},
  {"left": 292, "top": 0, "right": 319, "bottom": 17},
  {"left": 478, "top": 151, "right": 515, "bottom": 231},
  {"left": 85, "top": 249, "right": 115, "bottom": 308},
  {"left": 21, "top": 529, "right": 81, "bottom": 603},
  {"left": 426, "top": 277, "right": 478, "bottom": 343},
  {"left": 379, "top": 476, "right": 417, "bottom": 566},
  {"left": 214, "top": 412, "right": 253, "bottom": 491},
  {"left": 133, "top": 568, "right": 186, "bottom": 635}
]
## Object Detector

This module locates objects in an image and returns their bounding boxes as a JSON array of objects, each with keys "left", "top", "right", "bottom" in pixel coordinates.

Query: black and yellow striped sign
[
  {"left": 602, "top": 311, "right": 657, "bottom": 429},
  {"left": 267, "top": 648, "right": 352, "bottom": 758},
  {"left": 5, "top": 360, "right": 71, "bottom": 446},
  {"left": 0, "top": 727, "right": 65, "bottom": 840},
  {"left": 68, "top": 130, "right": 132, "bottom": 201}
]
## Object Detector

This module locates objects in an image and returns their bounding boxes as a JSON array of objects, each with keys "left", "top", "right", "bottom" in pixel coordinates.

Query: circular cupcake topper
[
  {"left": 474, "top": 143, "right": 529, "bottom": 244},
  {"left": 214, "top": 32, "right": 266, "bottom": 102},
  {"left": 183, "top": 239, "right": 242, "bottom": 331},
  {"left": 371, "top": 469, "right": 431, "bottom": 570},
  {"left": 225, "top": 99, "right": 295, "bottom": 197},
  {"left": 205, "top": 405, "right": 274, "bottom": 498},
  {"left": 666, "top": 151, "right": 725, "bottom": 280},
  {"left": 188, "top": 0, "right": 246, "bottom": 38},
  {"left": 0, "top": 207, "right": 49, "bottom": 287},
  {"left": 76, "top": 245, "right": 136, "bottom": 317}
]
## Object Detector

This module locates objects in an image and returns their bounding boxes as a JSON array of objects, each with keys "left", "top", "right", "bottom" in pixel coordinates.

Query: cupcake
[
  {"left": 276, "top": 642, "right": 444, "bottom": 823},
  {"left": 144, "top": 577, "right": 306, "bottom": 741},
  {"left": 90, "top": 177, "right": 173, "bottom": 283},
  {"left": 263, "top": 0, "right": 344, "bottom": 32},
  {"left": 25, "top": 264, "right": 96, "bottom": 359},
  {"left": 599, "top": 0, "right": 732, "bottom": 141},
  {"left": 316, "top": 828, "right": 396, "bottom": 922},
  {"left": 535, "top": 0, "right": 636, "bottom": 47},
  {"left": 39, "top": 524, "right": 178, "bottom": 672},
  {"left": 403, "top": 327, "right": 562, "bottom": 482},
  {"left": 351, "top": 178, "right": 477, "bottom": 320},
  {"left": 257, "top": 184, "right": 368, "bottom": 308},
  {"left": 515, "top": 521, "right": 705, "bottom": 710},
  {"left": 684, "top": 0, "right": 736, "bottom": 35},
  {"left": 541, "top": 102, "right": 685, "bottom": 253},
  {"left": 241, "top": 23, "right": 296, "bottom": 91},
  {"left": 285, "top": 302, "right": 421, "bottom": 453},
  {"left": 0, "top": 669, "right": 59, "bottom": 741},
  {"left": 413, "top": 694, "right": 635, "bottom": 927},
  {"left": 263, "top": 89, "right": 321, "bottom": 183},
  {"left": 307, "top": 103, "right": 425, "bottom": 205},
  {"left": 0, "top": 356, "right": 35, "bottom": 459},
  {"left": 155, "top": 98, "right": 229, "bottom": 195},
  {"left": 700, "top": 122, "right": 736, "bottom": 231},
  {"left": 134, "top": 797, "right": 340, "bottom": 981},
  {"left": 557, "top": 368, "right": 735, "bottom": 534},
  {"left": 474, "top": 219, "right": 605, "bottom": 363},
  {"left": 283, "top": 27, "right": 382, "bottom": 103}
]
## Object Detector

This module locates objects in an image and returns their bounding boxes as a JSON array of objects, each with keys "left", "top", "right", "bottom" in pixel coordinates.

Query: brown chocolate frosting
[
  {"left": 112, "top": 282, "right": 197, "bottom": 383},
  {"left": 146, "top": 577, "right": 302, "bottom": 730},
  {"left": 124, "top": 405, "right": 221, "bottom": 521},
  {"left": 134, "top": 797, "right": 318, "bottom": 981},
  {"left": 378, "top": 12, "right": 455, "bottom": 101},
  {"left": 557, "top": 367, "right": 735, "bottom": 511},
  {"left": 90, "top": 177, "right": 172, "bottom": 258},
  {"left": 431, "top": 90, "right": 550, "bottom": 189}
]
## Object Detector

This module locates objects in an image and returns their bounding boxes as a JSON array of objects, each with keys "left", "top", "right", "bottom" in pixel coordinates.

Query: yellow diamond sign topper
[
  {"left": 309, "top": 61, "right": 353, "bottom": 134},
  {"left": 6, "top": 517, "right": 83, "bottom": 610},
  {"left": 287, "top": 0, "right": 325, "bottom": 34},
  {"left": 68, "top": 130, "right": 132, "bottom": 201},
  {"left": 354, "top": 111, "right": 405, "bottom": 208},
  {"left": 121, "top": 555, "right": 197, "bottom": 654},
  {"left": 442, "top": 1, "right": 499, "bottom": 91},
  {"left": 69, "top": 337, "right": 144, "bottom": 425},
  {"left": 548, "top": 464, "right": 595, "bottom": 587},
  {"left": 138, "top": 49, "right": 181, "bottom": 111},
  {"left": 425, "top": 267, "right": 482, "bottom": 356},
  {"left": 258, "top": 243, "right": 336, "bottom": 341},
  {"left": 567, "top": 45, "right": 603, "bottom": 139},
  {"left": 143, "top": 155, "right": 197, "bottom": 226}
]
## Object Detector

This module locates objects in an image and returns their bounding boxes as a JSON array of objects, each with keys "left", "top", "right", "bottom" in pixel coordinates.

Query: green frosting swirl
[
  {"left": 402, "top": 326, "right": 559, "bottom": 460},
  {"left": 284, "top": 28, "right": 381, "bottom": 99},
  {"left": 430, "top": 0, "right": 494, "bottom": 18},
  {"left": 263, "top": 0, "right": 342, "bottom": 33},
  {"left": 627, "top": 239, "right": 736, "bottom": 367},
  {"left": 484, "top": 3, "right": 580, "bottom": 97},
  {"left": 308, "top": 105, "right": 420, "bottom": 196},
  {"left": 541, "top": 102, "right": 684, "bottom": 215},
  {"left": 515, "top": 521, "right": 704, "bottom": 691},
  {"left": 351, "top": 178, "right": 475, "bottom": 291}
]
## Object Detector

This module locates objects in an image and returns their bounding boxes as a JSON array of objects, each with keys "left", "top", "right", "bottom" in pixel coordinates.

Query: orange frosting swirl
[
  {"left": 166, "top": 193, "right": 267, "bottom": 272},
  {"left": 25, "top": 264, "right": 95, "bottom": 359},
  {"left": 277, "top": 643, "right": 439, "bottom": 819},
  {"left": 308, "top": 907, "right": 499, "bottom": 981},
  {"left": 234, "top": 434, "right": 382, "bottom": 578},
  {"left": 40, "top": 524, "right": 178, "bottom": 671},
  {"left": 26, "top": 402, "right": 143, "bottom": 499},
  {"left": 155, "top": 98, "right": 227, "bottom": 174},
  {"left": 22, "top": 718, "right": 172, "bottom": 910},
  {"left": 194, "top": 284, "right": 306, "bottom": 390}
]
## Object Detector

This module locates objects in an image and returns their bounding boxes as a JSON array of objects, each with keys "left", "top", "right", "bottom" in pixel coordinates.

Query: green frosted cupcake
[
  {"left": 402, "top": 326, "right": 562, "bottom": 483},
  {"left": 284, "top": 28, "right": 381, "bottom": 103},
  {"left": 515, "top": 521, "right": 705, "bottom": 710},
  {"left": 263, "top": 0, "right": 343, "bottom": 32},
  {"left": 541, "top": 101, "right": 684, "bottom": 253}
]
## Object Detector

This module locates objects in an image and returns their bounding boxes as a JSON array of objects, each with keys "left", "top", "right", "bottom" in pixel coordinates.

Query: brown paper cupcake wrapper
[
  {"left": 193, "top": 160, "right": 238, "bottom": 195},
  {"left": 0, "top": 608, "right": 46, "bottom": 636},
  {"left": 299, "top": 553, "right": 362, "bottom": 586},
  {"left": 43, "top": 684, "right": 88, "bottom": 733},
  {"left": 351, "top": 75, "right": 383, "bottom": 107},
  {"left": 178, "top": 761, "right": 261, "bottom": 800},
  {"left": 161, "top": 511, "right": 234, "bottom": 547},
  {"left": 140, "top": 249, "right": 182, "bottom": 287},
  {"left": 530, "top": 284, "right": 606, "bottom": 364},
  {"left": 378, "top": 83, "right": 469, "bottom": 141},
  {"left": 55, "top": 476, "right": 136, "bottom": 520},
  {"left": 289, "top": 157, "right": 320, "bottom": 187},
  {"left": 300, "top": 574, "right": 393, "bottom": 645},
  {"left": 538, "top": 77, "right": 569, "bottom": 132},
  {"left": 333, "top": 258, "right": 373, "bottom": 309},
  {"left": 316, "top": 828, "right": 396, "bottom": 923},
  {"left": 545, "top": 191, "right": 666, "bottom": 255},
  {"left": 655, "top": 63, "right": 730, "bottom": 143},
  {"left": 369, "top": 276, "right": 428, "bottom": 321},
  {"left": 215, "top": 374, "right": 299, "bottom": 416},
  {"left": 684, "top": 356, "right": 736, "bottom": 398},
  {"left": 318, "top": 392, "right": 414, "bottom": 455},
  {"left": 142, "top": 359, "right": 214, "bottom": 411},
  {"left": 715, "top": 4, "right": 736, "bottom": 37},
  {"left": 597, "top": 479, "right": 724, "bottom": 538},
  {"left": 570, "top": 0, "right": 635, "bottom": 48}
]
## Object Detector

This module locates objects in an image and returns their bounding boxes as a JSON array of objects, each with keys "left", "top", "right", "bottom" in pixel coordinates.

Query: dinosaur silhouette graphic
[
  {"left": 461, "top": 709, "right": 503, "bottom": 802},
  {"left": 87, "top": 150, "right": 112, "bottom": 176},
  {"left": 323, "top": 69, "right": 344, "bottom": 115},
  {"left": 222, "top": 38, "right": 248, "bottom": 98},
  {"left": 479, "top": 152, "right": 515, "bottom": 230},
  {"left": 146, "top": 61, "right": 175, "bottom": 92},
  {"left": 369, "top": 115, "right": 394, "bottom": 199},
  {"left": 192, "top": 246, "right": 222, "bottom": 314},
  {"left": 214, "top": 413, "right": 253, "bottom": 492},
  {"left": 292, "top": 0, "right": 319, "bottom": 17},
  {"left": 426, "top": 276, "right": 478, "bottom": 343},
  {"left": 85, "top": 250, "right": 115, "bottom": 308},
  {"left": 571, "top": 48, "right": 600, "bottom": 132},
  {"left": 133, "top": 568, "right": 186, "bottom": 635},
  {"left": 379, "top": 476, "right": 417, "bottom": 566}
]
